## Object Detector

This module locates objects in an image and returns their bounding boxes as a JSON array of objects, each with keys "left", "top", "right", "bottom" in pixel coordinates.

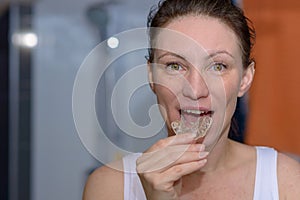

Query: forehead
[{"left": 153, "top": 15, "right": 242, "bottom": 63}]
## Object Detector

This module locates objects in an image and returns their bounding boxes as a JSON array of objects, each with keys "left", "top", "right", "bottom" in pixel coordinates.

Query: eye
[
  {"left": 166, "top": 62, "right": 182, "bottom": 70},
  {"left": 165, "top": 62, "right": 184, "bottom": 72},
  {"left": 211, "top": 63, "right": 227, "bottom": 72}
]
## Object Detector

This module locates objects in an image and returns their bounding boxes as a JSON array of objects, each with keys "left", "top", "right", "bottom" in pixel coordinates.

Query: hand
[{"left": 136, "top": 133, "right": 209, "bottom": 200}]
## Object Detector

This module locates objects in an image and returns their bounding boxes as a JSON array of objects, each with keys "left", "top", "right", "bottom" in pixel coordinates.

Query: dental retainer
[{"left": 171, "top": 116, "right": 213, "bottom": 140}]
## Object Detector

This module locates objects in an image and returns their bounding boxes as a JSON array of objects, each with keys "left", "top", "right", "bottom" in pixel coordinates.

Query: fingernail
[
  {"left": 199, "top": 151, "right": 209, "bottom": 158},
  {"left": 199, "top": 144, "right": 205, "bottom": 151}
]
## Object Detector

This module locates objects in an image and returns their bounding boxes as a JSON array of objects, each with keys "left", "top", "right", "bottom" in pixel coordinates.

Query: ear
[
  {"left": 147, "top": 61, "right": 156, "bottom": 93},
  {"left": 238, "top": 61, "right": 255, "bottom": 97}
]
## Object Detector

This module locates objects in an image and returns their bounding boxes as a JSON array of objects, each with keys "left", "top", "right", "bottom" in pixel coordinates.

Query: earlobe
[
  {"left": 238, "top": 61, "right": 255, "bottom": 97},
  {"left": 147, "top": 62, "right": 155, "bottom": 93}
]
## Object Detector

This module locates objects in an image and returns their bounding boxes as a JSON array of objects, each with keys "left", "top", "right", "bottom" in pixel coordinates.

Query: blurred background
[
  {"left": 0, "top": 0, "right": 299, "bottom": 200},
  {"left": 243, "top": 0, "right": 300, "bottom": 158}
]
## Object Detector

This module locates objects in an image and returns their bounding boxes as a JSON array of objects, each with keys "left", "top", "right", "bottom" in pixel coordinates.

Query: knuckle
[
  {"left": 189, "top": 144, "right": 198, "bottom": 151},
  {"left": 157, "top": 183, "right": 173, "bottom": 193},
  {"left": 145, "top": 174, "right": 175, "bottom": 194},
  {"left": 143, "top": 172, "right": 153, "bottom": 180},
  {"left": 151, "top": 176, "right": 163, "bottom": 189},
  {"left": 172, "top": 165, "right": 183, "bottom": 174},
  {"left": 155, "top": 139, "right": 168, "bottom": 149}
]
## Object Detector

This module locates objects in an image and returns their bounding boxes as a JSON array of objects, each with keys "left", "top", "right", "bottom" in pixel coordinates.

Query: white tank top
[{"left": 123, "top": 146, "right": 279, "bottom": 200}]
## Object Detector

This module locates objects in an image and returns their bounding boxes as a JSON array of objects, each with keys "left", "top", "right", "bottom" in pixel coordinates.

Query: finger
[
  {"left": 167, "top": 133, "right": 198, "bottom": 146},
  {"left": 137, "top": 147, "right": 209, "bottom": 173},
  {"left": 165, "top": 143, "right": 205, "bottom": 154},
  {"left": 147, "top": 133, "right": 197, "bottom": 152},
  {"left": 185, "top": 143, "right": 205, "bottom": 152},
  {"left": 161, "top": 159, "right": 207, "bottom": 182},
  {"left": 153, "top": 150, "right": 208, "bottom": 172},
  {"left": 137, "top": 143, "right": 205, "bottom": 165},
  {"left": 172, "top": 151, "right": 209, "bottom": 166}
]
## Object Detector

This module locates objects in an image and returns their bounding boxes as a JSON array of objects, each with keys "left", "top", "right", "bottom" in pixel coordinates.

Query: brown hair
[{"left": 147, "top": 0, "right": 256, "bottom": 68}]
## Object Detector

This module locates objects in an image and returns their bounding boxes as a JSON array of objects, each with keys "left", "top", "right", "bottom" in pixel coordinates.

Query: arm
[
  {"left": 83, "top": 161, "right": 124, "bottom": 200},
  {"left": 277, "top": 153, "right": 300, "bottom": 200}
]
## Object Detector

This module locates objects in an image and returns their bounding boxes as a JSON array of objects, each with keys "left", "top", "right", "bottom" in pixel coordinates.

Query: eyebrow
[
  {"left": 206, "top": 50, "right": 235, "bottom": 59},
  {"left": 156, "top": 52, "right": 188, "bottom": 61},
  {"left": 156, "top": 50, "right": 234, "bottom": 62}
]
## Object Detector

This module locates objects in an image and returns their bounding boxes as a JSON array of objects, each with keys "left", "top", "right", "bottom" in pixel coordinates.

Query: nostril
[{"left": 182, "top": 81, "right": 209, "bottom": 100}]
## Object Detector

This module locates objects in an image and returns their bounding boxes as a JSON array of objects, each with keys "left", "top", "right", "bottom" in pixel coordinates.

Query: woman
[{"left": 83, "top": 0, "right": 300, "bottom": 199}]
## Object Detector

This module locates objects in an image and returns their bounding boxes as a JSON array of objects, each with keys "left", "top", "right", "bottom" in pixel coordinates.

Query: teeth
[{"left": 182, "top": 110, "right": 206, "bottom": 115}]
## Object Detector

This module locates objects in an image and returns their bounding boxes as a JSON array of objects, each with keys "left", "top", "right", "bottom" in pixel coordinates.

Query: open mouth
[
  {"left": 171, "top": 109, "right": 213, "bottom": 139},
  {"left": 181, "top": 109, "right": 213, "bottom": 119}
]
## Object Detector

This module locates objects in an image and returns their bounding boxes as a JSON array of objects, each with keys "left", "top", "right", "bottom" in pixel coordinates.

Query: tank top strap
[
  {"left": 253, "top": 146, "right": 279, "bottom": 200},
  {"left": 123, "top": 153, "right": 146, "bottom": 200}
]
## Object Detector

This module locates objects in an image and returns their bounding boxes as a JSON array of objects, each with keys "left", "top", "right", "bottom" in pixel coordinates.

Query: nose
[{"left": 182, "top": 68, "right": 209, "bottom": 100}]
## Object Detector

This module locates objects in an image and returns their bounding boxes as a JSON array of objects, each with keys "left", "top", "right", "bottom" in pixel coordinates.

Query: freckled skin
[{"left": 83, "top": 15, "right": 300, "bottom": 200}]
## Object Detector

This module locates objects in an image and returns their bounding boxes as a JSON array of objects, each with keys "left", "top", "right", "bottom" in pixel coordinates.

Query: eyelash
[
  {"left": 165, "top": 62, "right": 185, "bottom": 71},
  {"left": 210, "top": 62, "right": 227, "bottom": 72}
]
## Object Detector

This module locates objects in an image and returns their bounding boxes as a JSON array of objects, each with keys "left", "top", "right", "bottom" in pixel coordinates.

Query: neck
[{"left": 200, "top": 129, "right": 233, "bottom": 173}]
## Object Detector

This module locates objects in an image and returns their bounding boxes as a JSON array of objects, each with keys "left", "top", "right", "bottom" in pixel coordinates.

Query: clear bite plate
[{"left": 171, "top": 116, "right": 213, "bottom": 139}]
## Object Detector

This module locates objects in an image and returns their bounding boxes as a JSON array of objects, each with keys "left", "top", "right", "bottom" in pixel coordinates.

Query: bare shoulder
[
  {"left": 83, "top": 160, "right": 124, "bottom": 200},
  {"left": 277, "top": 152, "right": 300, "bottom": 199}
]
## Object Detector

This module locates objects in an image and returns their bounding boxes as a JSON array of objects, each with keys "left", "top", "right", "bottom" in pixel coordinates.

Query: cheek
[
  {"left": 152, "top": 70, "right": 183, "bottom": 104},
  {"left": 152, "top": 80, "right": 182, "bottom": 124},
  {"left": 223, "top": 77, "right": 241, "bottom": 115},
  {"left": 154, "top": 84, "right": 176, "bottom": 104},
  {"left": 209, "top": 74, "right": 240, "bottom": 113},
  {"left": 154, "top": 82, "right": 180, "bottom": 112}
]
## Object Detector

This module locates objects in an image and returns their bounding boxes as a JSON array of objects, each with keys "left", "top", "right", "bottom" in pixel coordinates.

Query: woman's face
[{"left": 148, "top": 15, "right": 254, "bottom": 148}]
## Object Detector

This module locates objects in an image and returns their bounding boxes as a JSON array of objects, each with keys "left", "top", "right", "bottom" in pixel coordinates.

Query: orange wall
[{"left": 244, "top": 0, "right": 300, "bottom": 155}]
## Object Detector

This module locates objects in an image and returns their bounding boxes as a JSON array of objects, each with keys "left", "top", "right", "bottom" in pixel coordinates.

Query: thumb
[{"left": 174, "top": 178, "right": 183, "bottom": 197}]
